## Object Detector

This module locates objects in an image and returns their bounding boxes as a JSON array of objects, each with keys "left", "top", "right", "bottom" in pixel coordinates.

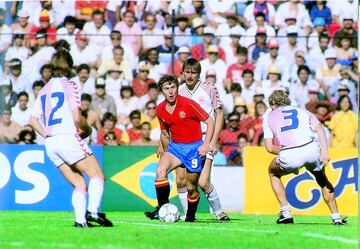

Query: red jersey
[
  {"left": 132, "top": 77, "right": 156, "bottom": 97},
  {"left": 156, "top": 95, "right": 209, "bottom": 143},
  {"left": 226, "top": 63, "right": 255, "bottom": 82}
]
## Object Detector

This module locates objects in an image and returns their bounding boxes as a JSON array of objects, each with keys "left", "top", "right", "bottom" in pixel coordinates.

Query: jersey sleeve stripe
[{"left": 190, "top": 103, "right": 207, "bottom": 120}]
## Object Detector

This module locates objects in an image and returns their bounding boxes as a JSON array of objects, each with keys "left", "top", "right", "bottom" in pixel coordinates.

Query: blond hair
[
  {"left": 51, "top": 49, "right": 73, "bottom": 78},
  {"left": 268, "top": 90, "right": 291, "bottom": 107}
]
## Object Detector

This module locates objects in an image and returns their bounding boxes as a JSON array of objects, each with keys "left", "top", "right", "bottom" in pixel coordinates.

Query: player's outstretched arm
[
  {"left": 264, "top": 138, "right": 280, "bottom": 155},
  {"left": 314, "top": 123, "right": 330, "bottom": 165},
  {"left": 29, "top": 116, "right": 46, "bottom": 138},
  {"left": 198, "top": 117, "right": 215, "bottom": 157}
]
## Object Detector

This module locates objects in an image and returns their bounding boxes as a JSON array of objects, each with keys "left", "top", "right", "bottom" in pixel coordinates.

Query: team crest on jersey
[{"left": 179, "top": 111, "right": 186, "bottom": 118}]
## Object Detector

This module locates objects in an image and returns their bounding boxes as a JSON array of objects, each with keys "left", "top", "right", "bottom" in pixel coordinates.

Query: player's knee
[
  {"left": 187, "top": 184, "right": 198, "bottom": 195},
  {"left": 74, "top": 177, "right": 87, "bottom": 190},
  {"left": 176, "top": 176, "right": 186, "bottom": 188},
  {"left": 156, "top": 166, "right": 167, "bottom": 179}
]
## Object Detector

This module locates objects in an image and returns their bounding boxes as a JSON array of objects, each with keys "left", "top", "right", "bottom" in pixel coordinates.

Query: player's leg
[
  {"left": 58, "top": 163, "right": 89, "bottom": 228},
  {"left": 74, "top": 154, "right": 112, "bottom": 227},
  {"left": 185, "top": 172, "right": 201, "bottom": 222},
  {"left": 199, "top": 157, "right": 230, "bottom": 221},
  {"left": 175, "top": 167, "right": 188, "bottom": 216},
  {"left": 309, "top": 168, "right": 347, "bottom": 225},
  {"left": 268, "top": 158, "right": 293, "bottom": 224}
]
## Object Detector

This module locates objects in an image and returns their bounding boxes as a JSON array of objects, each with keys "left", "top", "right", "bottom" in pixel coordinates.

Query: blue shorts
[{"left": 167, "top": 140, "right": 205, "bottom": 173}]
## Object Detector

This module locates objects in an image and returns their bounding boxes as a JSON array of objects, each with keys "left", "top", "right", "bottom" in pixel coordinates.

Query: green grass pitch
[{"left": 0, "top": 211, "right": 357, "bottom": 249}]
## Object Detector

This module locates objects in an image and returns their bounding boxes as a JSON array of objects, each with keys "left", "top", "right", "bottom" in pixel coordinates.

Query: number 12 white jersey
[{"left": 32, "top": 77, "right": 80, "bottom": 137}]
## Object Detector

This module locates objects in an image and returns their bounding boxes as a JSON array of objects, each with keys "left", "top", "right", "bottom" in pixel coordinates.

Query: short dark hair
[
  {"left": 141, "top": 121, "right": 151, "bottom": 129},
  {"left": 32, "top": 80, "right": 45, "bottom": 89},
  {"left": 236, "top": 46, "right": 248, "bottom": 56},
  {"left": 237, "top": 133, "right": 248, "bottom": 141},
  {"left": 77, "top": 64, "right": 90, "bottom": 73},
  {"left": 148, "top": 83, "right": 159, "bottom": 91},
  {"left": 158, "top": 75, "right": 179, "bottom": 91},
  {"left": 228, "top": 111, "right": 240, "bottom": 120},
  {"left": 101, "top": 112, "right": 117, "bottom": 126},
  {"left": 230, "top": 83, "right": 242, "bottom": 93},
  {"left": 130, "top": 110, "right": 141, "bottom": 120},
  {"left": 120, "top": 85, "right": 134, "bottom": 98},
  {"left": 92, "top": 9, "right": 104, "bottom": 18},
  {"left": 336, "top": 95, "right": 352, "bottom": 111},
  {"left": 242, "top": 69, "right": 254, "bottom": 77},
  {"left": 81, "top": 93, "right": 92, "bottom": 102},
  {"left": 297, "top": 65, "right": 310, "bottom": 76},
  {"left": 254, "top": 12, "right": 266, "bottom": 20},
  {"left": 40, "top": 64, "right": 52, "bottom": 74},
  {"left": 182, "top": 58, "right": 201, "bottom": 74},
  {"left": 17, "top": 91, "right": 28, "bottom": 100},
  {"left": 64, "top": 15, "right": 76, "bottom": 25}
]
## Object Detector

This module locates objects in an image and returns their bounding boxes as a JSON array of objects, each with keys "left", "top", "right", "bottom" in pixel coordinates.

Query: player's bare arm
[
  {"left": 198, "top": 116, "right": 215, "bottom": 157},
  {"left": 72, "top": 109, "right": 92, "bottom": 138},
  {"left": 314, "top": 123, "right": 330, "bottom": 165},
  {"left": 157, "top": 130, "right": 170, "bottom": 158},
  {"left": 264, "top": 138, "right": 280, "bottom": 155},
  {"left": 29, "top": 116, "right": 46, "bottom": 138},
  {"left": 209, "top": 107, "right": 224, "bottom": 155}
]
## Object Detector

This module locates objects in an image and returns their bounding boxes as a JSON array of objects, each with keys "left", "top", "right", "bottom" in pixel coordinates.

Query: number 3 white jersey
[
  {"left": 263, "top": 106, "right": 320, "bottom": 148},
  {"left": 32, "top": 77, "right": 80, "bottom": 137}
]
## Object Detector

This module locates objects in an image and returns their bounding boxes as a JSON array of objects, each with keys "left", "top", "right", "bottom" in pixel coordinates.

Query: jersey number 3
[
  {"left": 40, "top": 92, "right": 64, "bottom": 126},
  {"left": 281, "top": 109, "right": 299, "bottom": 132}
]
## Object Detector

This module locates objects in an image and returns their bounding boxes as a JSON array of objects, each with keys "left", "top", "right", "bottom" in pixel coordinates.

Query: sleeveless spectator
[{"left": 0, "top": 109, "right": 21, "bottom": 144}]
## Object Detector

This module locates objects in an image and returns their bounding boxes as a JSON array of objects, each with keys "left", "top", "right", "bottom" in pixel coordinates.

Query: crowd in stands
[{"left": 0, "top": 0, "right": 358, "bottom": 166}]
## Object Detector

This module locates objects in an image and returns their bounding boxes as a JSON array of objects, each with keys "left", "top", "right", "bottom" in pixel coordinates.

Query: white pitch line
[{"left": 115, "top": 220, "right": 358, "bottom": 245}]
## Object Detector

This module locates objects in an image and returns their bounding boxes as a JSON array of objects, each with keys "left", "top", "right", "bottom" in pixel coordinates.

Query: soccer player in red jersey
[{"left": 145, "top": 75, "right": 214, "bottom": 222}]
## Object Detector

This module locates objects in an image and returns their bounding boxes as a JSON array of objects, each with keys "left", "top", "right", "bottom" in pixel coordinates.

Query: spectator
[
  {"left": 101, "top": 30, "right": 137, "bottom": 71},
  {"left": 0, "top": 8, "right": 12, "bottom": 67},
  {"left": 243, "top": 0, "right": 276, "bottom": 27},
  {"left": 123, "top": 110, "right": 143, "bottom": 144},
  {"left": 80, "top": 93, "right": 101, "bottom": 132},
  {"left": 157, "top": 29, "right": 179, "bottom": 69},
  {"left": 25, "top": 1, "right": 55, "bottom": 27},
  {"left": 141, "top": 13, "right": 164, "bottom": 52},
  {"left": 239, "top": 69, "right": 257, "bottom": 106},
  {"left": 0, "top": 109, "right": 21, "bottom": 144},
  {"left": 309, "top": 0, "right": 332, "bottom": 26},
  {"left": 278, "top": 25, "right": 307, "bottom": 65},
  {"left": 207, "top": 0, "right": 236, "bottom": 25},
  {"left": 105, "top": 66, "right": 131, "bottom": 102},
  {"left": 91, "top": 78, "right": 117, "bottom": 118},
  {"left": 250, "top": 101, "right": 267, "bottom": 146},
  {"left": 334, "top": 33, "right": 357, "bottom": 67},
  {"left": 307, "top": 17, "right": 326, "bottom": 50},
  {"left": 130, "top": 121, "right": 158, "bottom": 146},
  {"left": 232, "top": 97, "right": 254, "bottom": 141},
  {"left": 83, "top": 10, "right": 111, "bottom": 55},
  {"left": 97, "top": 112, "right": 123, "bottom": 145},
  {"left": 315, "top": 48, "right": 341, "bottom": 93},
  {"left": 105, "top": 1, "right": 121, "bottom": 29},
  {"left": 276, "top": 13, "right": 307, "bottom": 47},
  {"left": 225, "top": 47, "right": 255, "bottom": 89},
  {"left": 17, "top": 125, "right": 36, "bottom": 144},
  {"left": 261, "top": 65, "right": 288, "bottom": 100},
  {"left": 140, "top": 48, "right": 166, "bottom": 82},
  {"left": 328, "top": 95, "right": 358, "bottom": 148},
  {"left": 227, "top": 133, "right": 249, "bottom": 166},
  {"left": 97, "top": 45, "right": 132, "bottom": 80},
  {"left": 243, "top": 12, "right": 276, "bottom": 48},
  {"left": 114, "top": 10, "right": 142, "bottom": 55},
  {"left": 191, "top": 26, "right": 226, "bottom": 62},
  {"left": 29, "top": 10, "right": 57, "bottom": 47},
  {"left": 0, "top": 78, "right": 17, "bottom": 113},
  {"left": 190, "top": 17, "right": 206, "bottom": 46},
  {"left": 173, "top": 15, "right": 191, "bottom": 48},
  {"left": 138, "top": 82, "right": 164, "bottom": 110},
  {"left": 103, "top": 131, "right": 119, "bottom": 146},
  {"left": 70, "top": 30, "right": 97, "bottom": 68},
  {"left": 307, "top": 33, "right": 330, "bottom": 72},
  {"left": 7, "top": 58, "right": 31, "bottom": 93},
  {"left": 115, "top": 86, "right": 139, "bottom": 126},
  {"left": 56, "top": 16, "right": 79, "bottom": 46},
  {"left": 10, "top": 9, "right": 34, "bottom": 46},
  {"left": 140, "top": 100, "right": 160, "bottom": 141},
  {"left": 10, "top": 91, "right": 31, "bottom": 127},
  {"left": 75, "top": 0, "right": 107, "bottom": 26},
  {"left": 216, "top": 13, "right": 244, "bottom": 50},
  {"left": 247, "top": 27, "right": 269, "bottom": 64},
  {"left": 328, "top": 68, "right": 357, "bottom": 107},
  {"left": 199, "top": 45, "right": 227, "bottom": 83},
  {"left": 223, "top": 26, "right": 245, "bottom": 66},
  {"left": 166, "top": 46, "right": 190, "bottom": 79},
  {"left": 288, "top": 50, "right": 307, "bottom": 83},
  {"left": 187, "top": 0, "right": 215, "bottom": 26},
  {"left": 51, "top": 0, "right": 76, "bottom": 26},
  {"left": 133, "top": 61, "right": 156, "bottom": 97},
  {"left": 219, "top": 112, "right": 243, "bottom": 159},
  {"left": 39, "top": 64, "right": 52, "bottom": 85},
  {"left": 333, "top": 12, "right": 357, "bottom": 49},
  {"left": 71, "top": 64, "right": 95, "bottom": 95},
  {"left": 5, "top": 30, "right": 30, "bottom": 63},
  {"left": 28, "top": 80, "right": 44, "bottom": 108}
]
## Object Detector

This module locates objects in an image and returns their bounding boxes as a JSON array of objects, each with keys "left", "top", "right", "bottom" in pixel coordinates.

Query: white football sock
[
  {"left": 280, "top": 204, "right": 292, "bottom": 218},
  {"left": 72, "top": 189, "right": 87, "bottom": 223},
  {"left": 87, "top": 177, "right": 104, "bottom": 213},
  {"left": 177, "top": 187, "right": 188, "bottom": 215},
  {"left": 331, "top": 213, "right": 341, "bottom": 221},
  {"left": 205, "top": 185, "right": 223, "bottom": 215}
]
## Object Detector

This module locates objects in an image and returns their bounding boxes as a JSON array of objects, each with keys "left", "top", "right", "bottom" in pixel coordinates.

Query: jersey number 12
[{"left": 40, "top": 92, "right": 64, "bottom": 126}]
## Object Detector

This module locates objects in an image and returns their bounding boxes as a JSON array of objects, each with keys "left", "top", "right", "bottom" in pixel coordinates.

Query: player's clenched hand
[
  {"left": 198, "top": 143, "right": 208, "bottom": 157},
  {"left": 208, "top": 141, "right": 218, "bottom": 155},
  {"left": 320, "top": 152, "right": 330, "bottom": 165}
]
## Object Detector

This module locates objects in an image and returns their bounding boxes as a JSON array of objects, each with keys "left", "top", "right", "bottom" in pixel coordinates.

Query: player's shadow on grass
[
  {"left": 194, "top": 218, "right": 244, "bottom": 223},
  {"left": 295, "top": 222, "right": 334, "bottom": 225}
]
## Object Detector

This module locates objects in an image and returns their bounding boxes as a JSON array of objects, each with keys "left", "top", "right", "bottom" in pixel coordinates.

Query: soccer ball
[{"left": 158, "top": 203, "right": 180, "bottom": 223}]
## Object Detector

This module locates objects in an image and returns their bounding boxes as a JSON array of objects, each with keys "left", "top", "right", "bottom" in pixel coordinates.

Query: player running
[
  {"left": 145, "top": 75, "right": 214, "bottom": 222},
  {"left": 30, "top": 49, "right": 113, "bottom": 228},
  {"left": 263, "top": 90, "right": 347, "bottom": 225}
]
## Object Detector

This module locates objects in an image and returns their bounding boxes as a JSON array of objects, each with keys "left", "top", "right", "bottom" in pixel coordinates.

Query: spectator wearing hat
[
  {"left": 232, "top": 96, "right": 255, "bottom": 140},
  {"left": 71, "top": 64, "right": 96, "bottom": 95},
  {"left": 247, "top": 26, "right": 269, "bottom": 64},
  {"left": 243, "top": 12, "right": 276, "bottom": 48},
  {"left": 133, "top": 62, "right": 156, "bottom": 97},
  {"left": 29, "top": 9, "right": 57, "bottom": 47},
  {"left": 261, "top": 64, "right": 288, "bottom": 100},
  {"left": 223, "top": 26, "right": 246, "bottom": 66},
  {"left": 225, "top": 47, "right": 255, "bottom": 90},
  {"left": 10, "top": 91, "right": 31, "bottom": 127},
  {"left": 56, "top": 16, "right": 79, "bottom": 46},
  {"left": 83, "top": 10, "right": 111, "bottom": 56},
  {"left": 115, "top": 86, "right": 139, "bottom": 129},
  {"left": 5, "top": 30, "right": 30, "bottom": 63},
  {"left": 333, "top": 12, "right": 357, "bottom": 49},
  {"left": 97, "top": 45, "right": 132, "bottom": 81},
  {"left": 278, "top": 25, "right": 307, "bottom": 65},
  {"left": 190, "top": 17, "right": 206, "bottom": 46},
  {"left": 6, "top": 58, "right": 31, "bottom": 93},
  {"left": 138, "top": 82, "right": 164, "bottom": 110},
  {"left": 24, "top": 1, "right": 55, "bottom": 27},
  {"left": 105, "top": 66, "right": 131, "bottom": 103},
  {"left": 97, "top": 112, "right": 124, "bottom": 145},
  {"left": 0, "top": 108, "right": 21, "bottom": 144},
  {"left": 91, "top": 77, "right": 117, "bottom": 118},
  {"left": 275, "top": 0, "right": 312, "bottom": 35},
  {"left": 101, "top": 30, "right": 137, "bottom": 72},
  {"left": 334, "top": 33, "right": 357, "bottom": 67},
  {"left": 244, "top": 0, "right": 276, "bottom": 28},
  {"left": 139, "top": 48, "right": 166, "bottom": 82},
  {"left": 199, "top": 44, "right": 227, "bottom": 83},
  {"left": 141, "top": 13, "right": 164, "bottom": 53},
  {"left": 216, "top": 12, "right": 245, "bottom": 50},
  {"left": 307, "top": 33, "right": 330, "bottom": 72},
  {"left": 289, "top": 65, "right": 321, "bottom": 109},
  {"left": 191, "top": 26, "right": 226, "bottom": 62},
  {"left": 10, "top": 9, "right": 34, "bottom": 43},
  {"left": 254, "top": 38, "right": 289, "bottom": 84},
  {"left": 166, "top": 46, "right": 190, "bottom": 79},
  {"left": 315, "top": 48, "right": 341, "bottom": 93},
  {"left": 0, "top": 77, "right": 17, "bottom": 114},
  {"left": 114, "top": 10, "right": 142, "bottom": 55},
  {"left": 328, "top": 95, "right": 358, "bottom": 148},
  {"left": 307, "top": 17, "right": 326, "bottom": 50},
  {"left": 309, "top": 0, "right": 332, "bottom": 26}
]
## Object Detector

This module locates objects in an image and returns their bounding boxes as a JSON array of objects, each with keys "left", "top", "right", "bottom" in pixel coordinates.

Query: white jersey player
[
  {"left": 30, "top": 49, "right": 112, "bottom": 228},
  {"left": 263, "top": 90, "right": 346, "bottom": 225}
]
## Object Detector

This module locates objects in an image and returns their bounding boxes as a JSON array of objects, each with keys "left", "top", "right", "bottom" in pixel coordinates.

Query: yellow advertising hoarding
[{"left": 244, "top": 147, "right": 358, "bottom": 216}]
